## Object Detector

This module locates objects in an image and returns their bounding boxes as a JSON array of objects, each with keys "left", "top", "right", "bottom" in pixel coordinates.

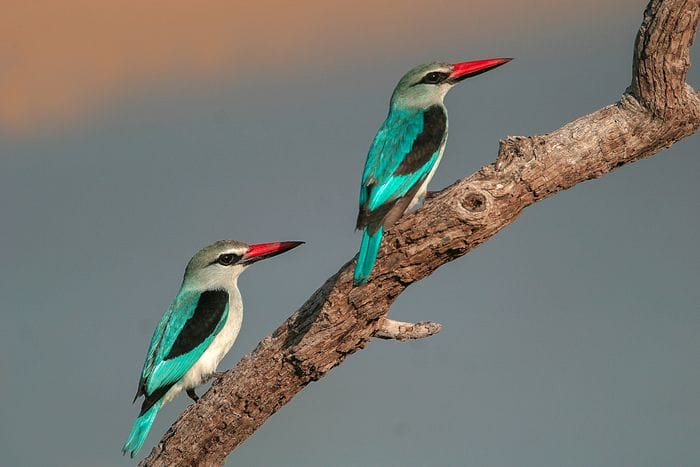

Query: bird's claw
[
  {"left": 210, "top": 371, "right": 226, "bottom": 381},
  {"left": 186, "top": 388, "right": 199, "bottom": 402}
]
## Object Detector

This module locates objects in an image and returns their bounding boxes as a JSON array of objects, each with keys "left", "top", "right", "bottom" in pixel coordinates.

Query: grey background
[{"left": 1, "top": 2, "right": 698, "bottom": 466}]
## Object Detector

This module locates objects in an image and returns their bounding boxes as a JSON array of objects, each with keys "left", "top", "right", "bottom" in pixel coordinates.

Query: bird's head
[
  {"left": 183, "top": 239, "right": 304, "bottom": 290},
  {"left": 390, "top": 58, "right": 512, "bottom": 109}
]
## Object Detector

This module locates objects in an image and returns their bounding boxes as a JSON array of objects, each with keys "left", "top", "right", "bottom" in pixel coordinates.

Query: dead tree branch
[
  {"left": 142, "top": 1, "right": 699, "bottom": 465},
  {"left": 373, "top": 318, "right": 443, "bottom": 340}
]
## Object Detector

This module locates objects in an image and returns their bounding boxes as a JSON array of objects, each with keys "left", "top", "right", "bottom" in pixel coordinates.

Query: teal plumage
[
  {"left": 355, "top": 107, "right": 445, "bottom": 284},
  {"left": 355, "top": 226, "right": 384, "bottom": 285},
  {"left": 355, "top": 100, "right": 447, "bottom": 285},
  {"left": 360, "top": 108, "right": 441, "bottom": 212},
  {"left": 139, "top": 290, "right": 229, "bottom": 395},
  {"left": 353, "top": 58, "right": 511, "bottom": 284},
  {"left": 123, "top": 288, "right": 230, "bottom": 458},
  {"left": 123, "top": 239, "right": 304, "bottom": 459},
  {"left": 122, "top": 399, "right": 163, "bottom": 458}
]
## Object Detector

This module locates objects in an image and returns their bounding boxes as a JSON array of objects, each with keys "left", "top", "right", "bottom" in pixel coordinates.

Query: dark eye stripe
[
  {"left": 418, "top": 71, "right": 450, "bottom": 85},
  {"left": 214, "top": 253, "right": 242, "bottom": 266}
]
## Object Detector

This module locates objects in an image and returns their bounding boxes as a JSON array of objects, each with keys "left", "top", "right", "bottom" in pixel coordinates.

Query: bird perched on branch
[
  {"left": 123, "top": 239, "right": 304, "bottom": 457},
  {"left": 354, "top": 58, "right": 512, "bottom": 285}
]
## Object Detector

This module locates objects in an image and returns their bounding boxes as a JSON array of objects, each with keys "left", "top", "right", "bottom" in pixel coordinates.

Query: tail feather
[
  {"left": 354, "top": 226, "right": 384, "bottom": 285},
  {"left": 122, "top": 398, "right": 162, "bottom": 458}
]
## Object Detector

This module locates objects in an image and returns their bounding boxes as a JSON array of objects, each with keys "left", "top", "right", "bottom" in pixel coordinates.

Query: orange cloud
[{"left": 0, "top": 0, "right": 634, "bottom": 133}]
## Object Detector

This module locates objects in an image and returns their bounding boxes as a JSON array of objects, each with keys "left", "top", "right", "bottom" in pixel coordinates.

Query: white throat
[{"left": 183, "top": 265, "right": 246, "bottom": 293}]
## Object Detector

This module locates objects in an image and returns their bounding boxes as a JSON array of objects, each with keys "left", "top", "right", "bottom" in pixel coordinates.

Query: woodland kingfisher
[
  {"left": 354, "top": 58, "right": 512, "bottom": 284},
  {"left": 123, "top": 239, "right": 303, "bottom": 457}
]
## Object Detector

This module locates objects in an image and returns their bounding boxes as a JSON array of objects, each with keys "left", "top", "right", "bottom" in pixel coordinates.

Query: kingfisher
[
  {"left": 354, "top": 58, "right": 512, "bottom": 284},
  {"left": 122, "top": 239, "right": 303, "bottom": 458}
]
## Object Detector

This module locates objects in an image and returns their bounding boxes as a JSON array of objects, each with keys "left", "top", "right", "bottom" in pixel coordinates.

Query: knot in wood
[
  {"left": 447, "top": 189, "right": 490, "bottom": 222},
  {"left": 462, "top": 192, "right": 487, "bottom": 212}
]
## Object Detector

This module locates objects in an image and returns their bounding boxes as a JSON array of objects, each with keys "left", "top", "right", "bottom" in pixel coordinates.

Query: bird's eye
[
  {"left": 421, "top": 71, "right": 448, "bottom": 85},
  {"left": 217, "top": 253, "right": 239, "bottom": 266}
]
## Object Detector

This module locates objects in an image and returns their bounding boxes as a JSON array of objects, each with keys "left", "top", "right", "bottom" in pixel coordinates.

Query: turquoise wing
[
  {"left": 359, "top": 106, "right": 445, "bottom": 215},
  {"left": 136, "top": 289, "right": 229, "bottom": 397}
]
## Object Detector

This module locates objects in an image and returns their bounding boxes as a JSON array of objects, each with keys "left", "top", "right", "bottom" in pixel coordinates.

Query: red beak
[
  {"left": 448, "top": 58, "right": 512, "bottom": 83},
  {"left": 242, "top": 241, "right": 304, "bottom": 264}
]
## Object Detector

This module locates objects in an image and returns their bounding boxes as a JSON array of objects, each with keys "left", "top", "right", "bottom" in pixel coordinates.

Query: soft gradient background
[{"left": 1, "top": 1, "right": 698, "bottom": 466}]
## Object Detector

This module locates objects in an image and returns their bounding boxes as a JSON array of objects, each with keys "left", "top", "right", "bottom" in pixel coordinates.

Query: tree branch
[
  {"left": 142, "top": 1, "right": 699, "bottom": 465},
  {"left": 373, "top": 318, "right": 443, "bottom": 340}
]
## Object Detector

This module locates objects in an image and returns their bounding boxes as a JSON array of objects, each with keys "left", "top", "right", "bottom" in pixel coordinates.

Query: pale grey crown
[
  {"left": 390, "top": 62, "right": 454, "bottom": 109},
  {"left": 185, "top": 240, "right": 249, "bottom": 275}
]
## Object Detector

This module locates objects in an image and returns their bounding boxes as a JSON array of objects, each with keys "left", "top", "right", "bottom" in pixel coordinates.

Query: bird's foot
[
  {"left": 425, "top": 190, "right": 439, "bottom": 200},
  {"left": 209, "top": 371, "right": 226, "bottom": 382},
  {"left": 186, "top": 388, "right": 199, "bottom": 402}
]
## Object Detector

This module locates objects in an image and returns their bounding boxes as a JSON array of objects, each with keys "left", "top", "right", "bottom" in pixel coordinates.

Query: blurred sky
[{"left": 0, "top": 1, "right": 698, "bottom": 466}]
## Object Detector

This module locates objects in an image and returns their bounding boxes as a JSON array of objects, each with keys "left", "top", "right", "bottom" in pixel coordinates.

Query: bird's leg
[
  {"left": 209, "top": 371, "right": 226, "bottom": 382},
  {"left": 186, "top": 388, "right": 199, "bottom": 402}
]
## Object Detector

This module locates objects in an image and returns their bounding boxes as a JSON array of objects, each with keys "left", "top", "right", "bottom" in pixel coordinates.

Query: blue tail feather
[
  {"left": 354, "top": 226, "right": 384, "bottom": 285},
  {"left": 122, "top": 398, "right": 162, "bottom": 458}
]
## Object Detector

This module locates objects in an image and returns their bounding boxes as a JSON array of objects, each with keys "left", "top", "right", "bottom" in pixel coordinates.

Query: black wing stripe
[
  {"left": 357, "top": 197, "right": 399, "bottom": 233},
  {"left": 393, "top": 105, "right": 446, "bottom": 176},
  {"left": 164, "top": 290, "right": 229, "bottom": 360},
  {"left": 139, "top": 382, "right": 174, "bottom": 416},
  {"left": 357, "top": 106, "right": 446, "bottom": 233}
]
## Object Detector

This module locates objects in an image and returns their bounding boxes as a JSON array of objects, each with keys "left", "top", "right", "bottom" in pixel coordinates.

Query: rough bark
[{"left": 142, "top": 1, "right": 699, "bottom": 465}]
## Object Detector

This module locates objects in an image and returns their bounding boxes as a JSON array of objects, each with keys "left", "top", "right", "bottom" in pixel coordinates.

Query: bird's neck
[
  {"left": 181, "top": 273, "right": 242, "bottom": 313},
  {"left": 389, "top": 101, "right": 446, "bottom": 117},
  {"left": 390, "top": 85, "right": 448, "bottom": 111}
]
